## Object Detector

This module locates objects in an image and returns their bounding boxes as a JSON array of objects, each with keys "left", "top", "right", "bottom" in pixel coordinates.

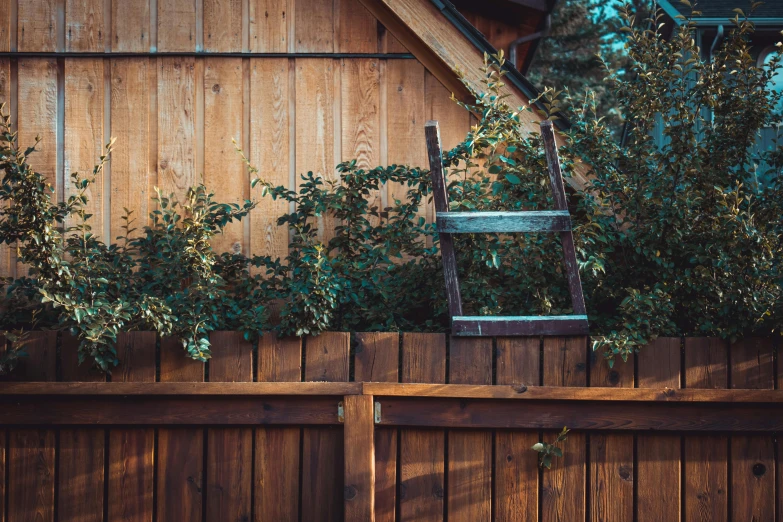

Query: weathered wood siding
[{"left": 0, "top": 0, "right": 472, "bottom": 277}]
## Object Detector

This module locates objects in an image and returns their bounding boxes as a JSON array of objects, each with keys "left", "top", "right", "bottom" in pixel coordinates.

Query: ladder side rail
[
  {"left": 540, "top": 121, "right": 588, "bottom": 315},
  {"left": 425, "top": 120, "right": 464, "bottom": 317}
]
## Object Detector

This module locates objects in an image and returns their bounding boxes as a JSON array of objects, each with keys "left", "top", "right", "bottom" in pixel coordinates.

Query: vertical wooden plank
[
  {"left": 108, "top": 332, "right": 155, "bottom": 522},
  {"left": 158, "top": 0, "right": 197, "bottom": 51},
  {"left": 448, "top": 338, "right": 492, "bottom": 522},
  {"left": 341, "top": 58, "right": 381, "bottom": 219},
  {"left": 112, "top": 0, "right": 150, "bottom": 51},
  {"left": 495, "top": 337, "right": 539, "bottom": 522},
  {"left": 295, "top": 0, "right": 333, "bottom": 52},
  {"left": 425, "top": 71, "right": 468, "bottom": 153},
  {"left": 730, "top": 338, "right": 775, "bottom": 522},
  {"left": 157, "top": 337, "right": 204, "bottom": 522},
  {"left": 0, "top": 57, "right": 9, "bottom": 279},
  {"left": 65, "top": 58, "right": 105, "bottom": 239},
  {"left": 301, "top": 332, "right": 351, "bottom": 522},
  {"left": 256, "top": 334, "right": 302, "bottom": 522},
  {"left": 66, "top": 0, "right": 104, "bottom": 51},
  {"left": 18, "top": 0, "right": 57, "bottom": 51},
  {"left": 59, "top": 334, "right": 106, "bottom": 522},
  {"left": 541, "top": 336, "right": 586, "bottom": 522},
  {"left": 636, "top": 337, "right": 681, "bottom": 522},
  {"left": 684, "top": 337, "right": 728, "bottom": 522},
  {"left": 206, "top": 332, "right": 253, "bottom": 522},
  {"left": 110, "top": 58, "right": 150, "bottom": 241},
  {"left": 158, "top": 57, "right": 196, "bottom": 204},
  {"left": 203, "top": 0, "right": 242, "bottom": 51},
  {"left": 590, "top": 349, "right": 634, "bottom": 522},
  {"left": 0, "top": 0, "right": 9, "bottom": 51},
  {"left": 355, "top": 332, "right": 399, "bottom": 522},
  {"left": 7, "top": 331, "right": 56, "bottom": 522},
  {"left": 204, "top": 57, "right": 245, "bottom": 254},
  {"left": 344, "top": 394, "right": 375, "bottom": 522},
  {"left": 336, "top": 0, "right": 377, "bottom": 53},
  {"left": 295, "top": 58, "right": 335, "bottom": 242},
  {"left": 386, "top": 60, "right": 426, "bottom": 222},
  {"left": 18, "top": 59, "right": 58, "bottom": 188},
  {"left": 249, "top": 57, "right": 289, "bottom": 261},
  {"left": 249, "top": 0, "right": 287, "bottom": 52},
  {"left": 399, "top": 333, "right": 446, "bottom": 522}
]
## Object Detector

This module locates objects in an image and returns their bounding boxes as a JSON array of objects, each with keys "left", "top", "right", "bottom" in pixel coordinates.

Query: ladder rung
[
  {"left": 436, "top": 211, "right": 571, "bottom": 233},
  {"left": 452, "top": 315, "right": 589, "bottom": 336}
]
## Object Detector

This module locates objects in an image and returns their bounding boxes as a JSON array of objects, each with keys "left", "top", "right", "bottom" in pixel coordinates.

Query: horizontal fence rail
[{"left": 0, "top": 332, "right": 780, "bottom": 521}]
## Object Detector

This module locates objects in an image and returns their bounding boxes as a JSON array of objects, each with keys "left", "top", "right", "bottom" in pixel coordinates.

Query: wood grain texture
[
  {"left": 204, "top": 57, "right": 245, "bottom": 254},
  {"left": 685, "top": 337, "right": 728, "bottom": 389},
  {"left": 18, "top": 0, "right": 56, "bottom": 51},
  {"left": 355, "top": 332, "right": 399, "bottom": 522},
  {"left": 295, "top": 58, "right": 336, "bottom": 242},
  {"left": 399, "top": 333, "right": 446, "bottom": 522},
  {"left": 355, "top": 332, "right": 399, "bottom": 383},
  {"left": 337, "top": 0, "right": 377, "bottom": 52},
  {"left": 301, "top": 332, "right": 350, "bottom": 522},
  {"left": 256, "top": 334, "right": 302, "bottom": 521},
  {"left": 18, "top": 59, "right": 58, "bottom": 189},
  {"left": 387, "top": 60, "right": 426, "bottom": 221},
  {"left": 684, "top": 337, "right": 728, "bottom": 522},
  {"left": 157, "top": 337, "right": 204, "bottom": 522},
  {"left": 109, "top": 332, "right": 155, "bottom": 522},
  {"left": 207, "top": 331, "right": 252, "bottom": 522},
  {"left": 158, "top": 0, "right": 197, "bottom": 51},
  {"left": 542, "top": 336, "right": 586, "bottom": 522},
  {"left": 66, "top": 0, "right": 105, "bottom": 51},
  {"left": 7, "top": 429, "right": 56, "bottom": 522},
  {"left": 0, "top": 1, "right": 9, "bottom": 51},
  {"left": 110, "top": 58, "right": 150, "bottom": 241},
  {"left": 341, "top": 58, "right": 381, "bottom": 218},
  {"left": 295, "top": 0, "right": 334, "bottom": 52},
  {"left": 453, "top": 317, "right": 588, "bottom": 337},
  {"left": 447, "top": 338, "right": 491, "bottom": 522},
  {"left": 249, "top": 0, "right": 287, "bottom": 52},
  {"left": 112, "top": 0, "right": 150, "bottom": 51},
  {"left": 495, "top": 337, "right": 539, "bottom": 522},
  {"left": 637, "top": 338, "right": 681, "bottom": 522},
  {"left": 344, "top": 394, "right": 375, "bottom": 521},
  {"left": 58, "top": 429, "right": 105, "bottom": 522},
  {"left": 425, "top": 71, "right": 468, "bottom": 152},
  {"left": 158, "top": 57, "right": 196, "bottom": 204},
  {"left": 65, "top": 58, "right": 105, "bottom": 239},
  {"left": 731, "top": 337, "right": 774, "bottom": 390},
  {"left": 730, "top": 338, "right": 775, "bottom": 522},
  {"left": 438, "top": 211, "right": 572, "bottom": 233},
  {"left": 6, "top": 331, "right": 55, "bottom": 522},
  {"left": 204, "top": 0, "right": 242, "bottom": 51},
  {"left": 59, "top": 334, "right": 106, "bottom": 522},
  {"left": 249, "top": 57, "right": 289, "bottom": 261}
]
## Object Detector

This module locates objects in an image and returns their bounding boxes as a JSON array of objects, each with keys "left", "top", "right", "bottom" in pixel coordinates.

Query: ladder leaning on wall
[{"left": 425, "top": 119, "right": 589, "bottom": 337}]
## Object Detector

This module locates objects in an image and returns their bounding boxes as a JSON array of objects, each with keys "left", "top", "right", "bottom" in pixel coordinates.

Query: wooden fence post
[{"left": 344, "top": 394, "right": 376, "bottom": 522}]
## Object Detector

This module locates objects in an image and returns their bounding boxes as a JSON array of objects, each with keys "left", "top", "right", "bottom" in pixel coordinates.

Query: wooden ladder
[{"left": 425, "top": 119, "right": 588, "bottom": 336}]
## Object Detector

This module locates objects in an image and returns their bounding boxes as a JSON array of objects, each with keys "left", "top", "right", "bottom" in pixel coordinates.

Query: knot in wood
[
  {"left": 432, "top": 484, "right": 444, "bottom": 498},
  {"left": 512, "top": 384, "right": 528, "bottom": 394},
  {"left": 618, "top": 465, "right": 632, "bottom": 481},
  {"left": 752, "top": 463, "right": 767, "bottom": 477},
  {"left": 344, "top": 485, "right": 358, "bottom": 501},
  {"left": 212, "top": 83, "right": 221, "bottom": 94}
]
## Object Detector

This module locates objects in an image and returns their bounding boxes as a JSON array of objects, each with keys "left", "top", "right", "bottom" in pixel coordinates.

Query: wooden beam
[
  {"left": 375, "top": 397, "right": 783, "bottom": 431},
  {"left": 452, "top": 315, "right": 589, "bottom": 336},
  {"left": 343, "top": 395, "right": 376, "bottom": 522},
  {"left": 363, "top": 384, "right": 783, "bottom": 403},
  {"left": 0, "top": 382, "right": 360, "bottom": 395},
  {"left": 0, "top": 395, "right": 342, "bottom": 425},
  {"left": 357, "top": 0, "right": 590, "bottom": 189},
  {"left": 437, "top": 210, "right": 571, "bottom": 233}
]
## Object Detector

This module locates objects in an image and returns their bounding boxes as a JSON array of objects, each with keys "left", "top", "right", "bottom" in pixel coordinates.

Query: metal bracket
[
  {"left": 338, "top": 401, "right": 344, "bottom": 423},
  {"left": 374, "top": 401, "right": 382, "bottom": 423}
]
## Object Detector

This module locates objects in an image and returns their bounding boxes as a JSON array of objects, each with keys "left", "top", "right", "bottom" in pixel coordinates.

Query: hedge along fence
[{"left": 0, "top": 332, "right": 781, "bottom": 521}]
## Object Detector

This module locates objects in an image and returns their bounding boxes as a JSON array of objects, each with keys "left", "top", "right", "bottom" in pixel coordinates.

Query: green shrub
[{"left": 0, "top": 4, "right": 780, "bottom": 372}]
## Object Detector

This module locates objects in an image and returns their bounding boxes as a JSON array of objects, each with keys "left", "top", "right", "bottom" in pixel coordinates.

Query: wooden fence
[{"left": 0, "top": 331, "right": 781, "bottom": 521}]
